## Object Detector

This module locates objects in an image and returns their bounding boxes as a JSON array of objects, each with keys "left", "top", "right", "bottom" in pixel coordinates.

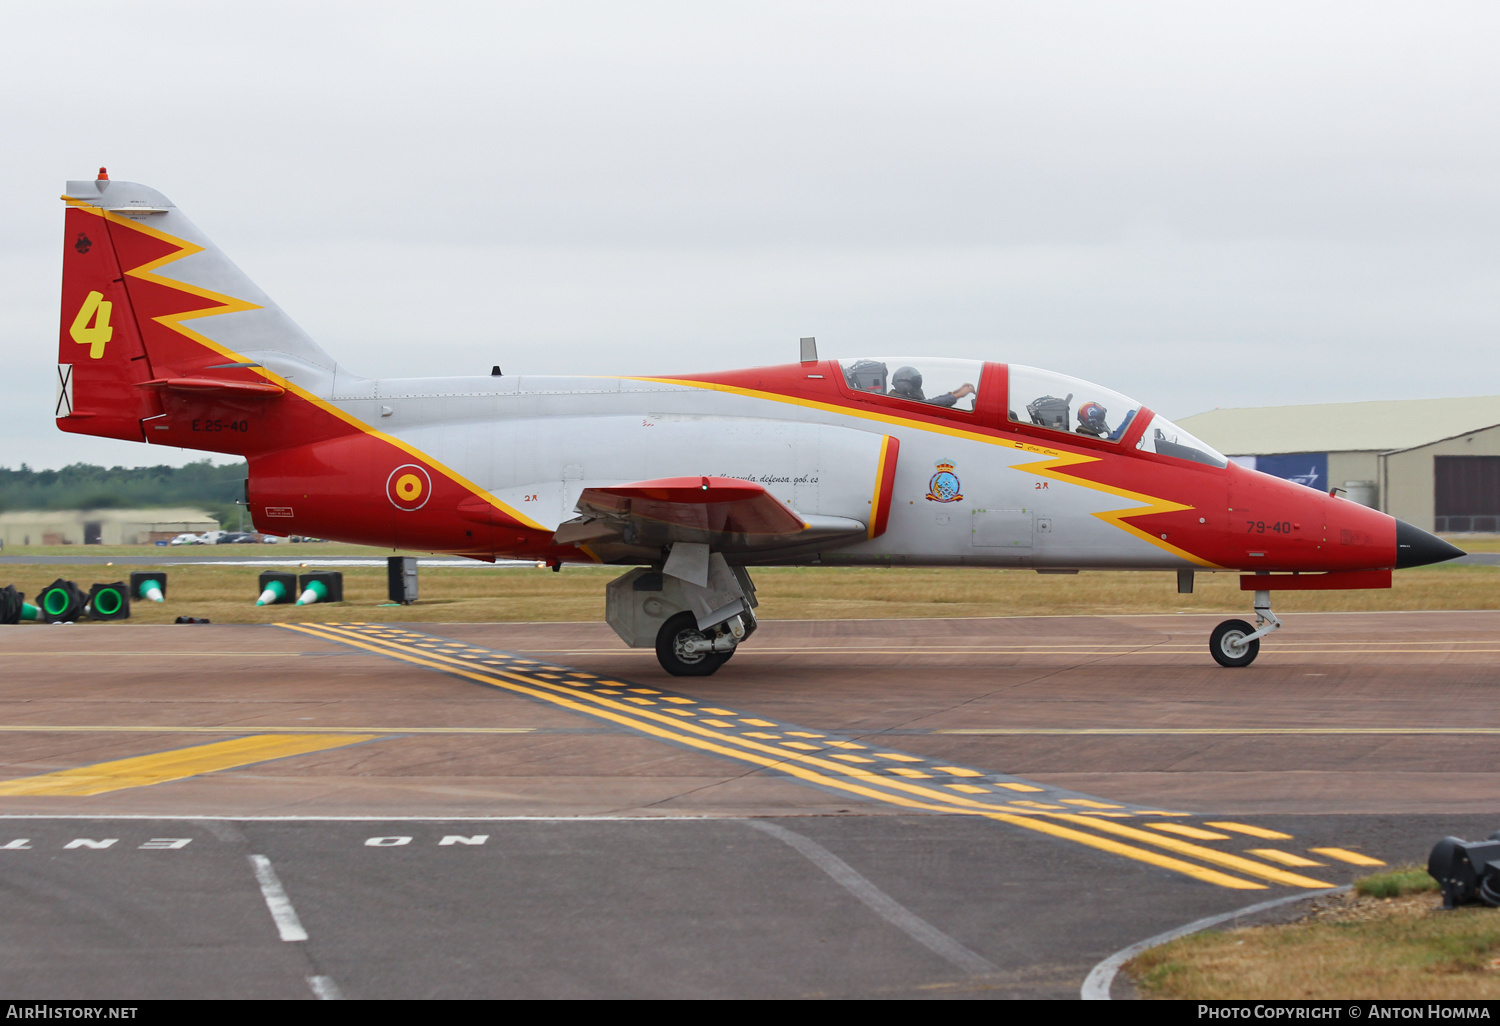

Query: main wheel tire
[
  {"left": 655, "top": 612, "right": 726, "bottom": 677},
  {"left": 1210, "top": 618, "right": 1260, "bottom": 668}
]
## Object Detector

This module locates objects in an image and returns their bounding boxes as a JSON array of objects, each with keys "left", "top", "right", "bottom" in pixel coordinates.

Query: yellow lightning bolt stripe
[
  {"left": 628, "top": 376, "right": 1222, "bottom": 567},
  {"left": 867, "top": 434, "right": 896, "bottom": 540},
  {"left": 62, "top": 199, "right": 548, "bottom": 534},
  {"left": 1010, "top": 447, "right": 1223, "bottom": 568}
]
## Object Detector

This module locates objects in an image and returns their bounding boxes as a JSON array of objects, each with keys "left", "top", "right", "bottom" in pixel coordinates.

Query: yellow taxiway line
[
  {"left": 0, "top": 725, "right": 536, "bottom": 734},
  {"left": 279, "top": 622, "right": 1345, "bottom": 892},
  {"left": 0, "top": 734, "right": 378, "bottom": 797}
]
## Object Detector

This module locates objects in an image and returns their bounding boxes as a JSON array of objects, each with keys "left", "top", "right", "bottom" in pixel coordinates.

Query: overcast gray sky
[{"left": 4, "top": 1, "right": 1497, "bottom": 468}]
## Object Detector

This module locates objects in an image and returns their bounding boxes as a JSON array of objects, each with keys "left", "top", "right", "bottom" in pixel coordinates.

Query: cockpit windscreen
[{"left": 1135, "top": 416, "right": 1228, "bottom": 468}]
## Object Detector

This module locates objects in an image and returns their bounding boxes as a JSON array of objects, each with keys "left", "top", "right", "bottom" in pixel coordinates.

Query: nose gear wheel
[{"left": 1210, "top": 618, "right": 1259, "bottom": 668}]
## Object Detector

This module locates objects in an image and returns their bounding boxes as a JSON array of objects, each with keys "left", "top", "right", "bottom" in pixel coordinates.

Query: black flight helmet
[{"left": 891, "top": 366, "right": 925, "bottom": 400}]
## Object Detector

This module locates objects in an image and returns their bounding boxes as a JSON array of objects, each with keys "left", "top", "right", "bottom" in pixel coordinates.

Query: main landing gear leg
[{"left": 1209, "top": 588, "right": 1282, "bottom": 668}]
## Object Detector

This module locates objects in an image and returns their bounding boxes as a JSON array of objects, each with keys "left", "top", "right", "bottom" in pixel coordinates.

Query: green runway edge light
[
  {"left": 256, "top": 571, "right": 297, "bottom": 606},
  {"left": 37, "top": 579, "right": 85, "bottom": 623},
  {"left": 295, "top": 580, "right": 328, "bottom": 606},
  {"left": 86, "top": 582, "right": 130, "bottom": 621},
  {"left": 294, "top": 571, "right": 342, "bottom": 606},
  {"left": 0, "top": 585, "right": 36, "bottom": 624}
]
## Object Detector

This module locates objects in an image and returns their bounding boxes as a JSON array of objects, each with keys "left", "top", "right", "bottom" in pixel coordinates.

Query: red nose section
[{"left": 1224, "top": 463, "right": 1399, "bottom": 571}]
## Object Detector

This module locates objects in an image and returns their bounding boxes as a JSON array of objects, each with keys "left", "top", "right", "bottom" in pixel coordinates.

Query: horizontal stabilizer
[{"left": 136, "top": 377, "right": 285, "bottom": 397}]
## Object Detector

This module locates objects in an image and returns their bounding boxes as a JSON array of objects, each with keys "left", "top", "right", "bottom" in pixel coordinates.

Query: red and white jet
[{"left": 55, "top": 171, "right": 1462, "bottom": 674}]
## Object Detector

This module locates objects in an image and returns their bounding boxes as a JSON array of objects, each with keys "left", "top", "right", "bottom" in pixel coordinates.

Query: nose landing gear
[{"left": 1210, "top": 588, "right": 1281, "bottom": 668}]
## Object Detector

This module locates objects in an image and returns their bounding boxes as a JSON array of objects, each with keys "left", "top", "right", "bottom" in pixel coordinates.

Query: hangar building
[
  {"left": 0, "top": 508, "right": 220, "bottom": 547},
  {"left": 1178, "top": 396, "right": 1500, "bottom": 534}
]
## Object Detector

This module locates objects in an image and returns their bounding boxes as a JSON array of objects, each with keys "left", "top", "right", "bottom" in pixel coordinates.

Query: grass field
[
  {"left": 1128, "top": 868, "right": 1500, "bottom": 1000},
  {"left": 2, "top": 562, "right": 1496, "bottom": 625}
]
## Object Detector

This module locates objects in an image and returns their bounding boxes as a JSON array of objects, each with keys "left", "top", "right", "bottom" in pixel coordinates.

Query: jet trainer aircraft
[{"left": 54, "top": 171, "right": 1463, "bottom": 674}]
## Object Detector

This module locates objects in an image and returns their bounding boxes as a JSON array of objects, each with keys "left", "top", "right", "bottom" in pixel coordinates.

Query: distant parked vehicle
[
  {"left": 169, "top": 533, "right": 205, "bottom": 546},
  {"left": 215, "top": 532, "right": 257, "bottom": 544}
]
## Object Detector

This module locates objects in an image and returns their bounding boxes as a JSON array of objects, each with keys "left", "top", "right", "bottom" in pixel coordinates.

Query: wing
[{"left": 552, "top": 475, "right": 868, "bottom": 560}]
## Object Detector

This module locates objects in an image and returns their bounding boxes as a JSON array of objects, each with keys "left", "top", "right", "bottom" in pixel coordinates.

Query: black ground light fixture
[
  {"left": 296, "top": 571, "right": 343, "bottom": 606},
  {"left": 86, "top": 582, "right": 131, "bottom": 620},
  {"left": 130, "top": 571, "right": 167, "bottom": 603},
  {"left": 36, "top": 579, "right": 85, "bottom": 623},
  {"left": 256, "top": 571, "right": 298, "bottom": 606},
  {"left": 0, "top": 585, "right": 37, "bottom": 624},
  {"left": 1428, "top": 832, "right": 1500, "bottom": 908}
]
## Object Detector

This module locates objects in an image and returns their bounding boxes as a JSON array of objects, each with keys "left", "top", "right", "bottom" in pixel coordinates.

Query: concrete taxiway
[{"left": 0, "top": 612, "right": 1495, "bottom": 998}]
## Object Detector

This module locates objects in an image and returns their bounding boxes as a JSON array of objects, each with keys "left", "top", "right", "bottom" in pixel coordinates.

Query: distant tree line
[{"left": 0, "top": 460, "right": 248, "bottom": 530}]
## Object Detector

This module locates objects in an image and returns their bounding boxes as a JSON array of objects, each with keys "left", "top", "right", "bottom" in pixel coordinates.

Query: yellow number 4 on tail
[{"left": 70, "top": 290, "right": 113, "bottom": 359}]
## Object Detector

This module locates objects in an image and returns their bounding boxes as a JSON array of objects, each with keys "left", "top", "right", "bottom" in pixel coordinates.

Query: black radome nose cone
[{"left": 1395, "top": 520, "right": 1465, "bottom": 568}]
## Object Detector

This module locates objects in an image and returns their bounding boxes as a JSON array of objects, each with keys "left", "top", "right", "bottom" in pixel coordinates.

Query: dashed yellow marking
[
  {"left": 0, "top": 734, "right": 377, "bottom": 797},
  {"left": 933, "top": 766, "right": 984, "bottom": 777},
  {"left": 1149, "top": 823, "right": 1233, "bottom": 841},
  {"left": 831, "top": 754, "right": 876, "bottom": 764},
  {"left": 280, "top": 624, "right": 1286, "bottom": 891},
  {"left": 702, "top": 719, "right": 734, "bottom": 728},
  {"left": 701, "top": 708, "right": 734, "bottom": 715},
  {"left": 1309, "top": 847, "right": 1385, "bottom": 867},
  {"left": 826, "top": 741, "right": 866, "bottom": 750},
  {"left": 1057, "top": 816, "right": 1333, "bottom": 888},
  {"left": 996, "top": 783, "right": 1044, "bottom": 792},
  {"left": 787, "top": 732, "right": 825, "bottom": 739},
  {"left": 949, "top": 784, "right": 989, "bottom": 794},
  {"left": 1060, "top": 799, "right": 1124, "bottom": 809},
  {"left": 623, "top": 698, "right": 655, "bottom": 706},
  {"left": 662, "top": 697, "right": 696, "bottom": 705},
  {"left": 740, "top": 719, "right": 776, "bottom": 727},
  {"left": 889, "top": 768, "right": 932, "bottom": 779},
  {"left": 628, "top": 688, "right": 659, "bottom": 694},
  {"left": 596, "top": 689, "right": 622, "bottom": 695},
  {"left": 1205, "top": 821, "right": 1293, "bottom": 839},
  {"left": 781, "top": 742, "right": 820, "bottom": 750},
  {"left": 1012, "top": 800, "right": 1065, "bottom": 809},
  {"left": 744, "top": 732, "right": 781, "bottom": 740},
  {"left": 1248, "top": 849, "right": 1326, "bottom": 867},
  {"left": 877, "top": 753, "right": 925, "bottom": 763}
]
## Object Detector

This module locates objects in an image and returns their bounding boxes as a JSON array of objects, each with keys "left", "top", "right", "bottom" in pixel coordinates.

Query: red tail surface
[
  {"left": 56, "top": 173, "right": 342, "bottom": 456},
  {"left": 57, "top": 202, "right": 164, "bottom": 441}
]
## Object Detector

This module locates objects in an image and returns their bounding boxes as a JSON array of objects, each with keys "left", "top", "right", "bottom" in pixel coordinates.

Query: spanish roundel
[{"left": 386, "top": 464, "right": 432, "bottom": 511}]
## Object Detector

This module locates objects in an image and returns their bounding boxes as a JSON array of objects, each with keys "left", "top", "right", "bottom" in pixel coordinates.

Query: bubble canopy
[
  {"left": 839, "top": 358, "right": 982, "bottom": 411},
  {"left": 1007, "top": 364, "right": 1227, "bottom": 468}
]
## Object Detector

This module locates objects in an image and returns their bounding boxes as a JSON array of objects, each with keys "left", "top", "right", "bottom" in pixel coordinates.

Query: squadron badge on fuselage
[{"left": 926, "top": 460, "right": 962, "bottom": 503}]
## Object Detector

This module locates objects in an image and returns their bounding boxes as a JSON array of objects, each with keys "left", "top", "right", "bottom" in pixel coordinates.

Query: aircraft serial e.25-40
[{"left": 53, "top": 170, "right": 1464, "bottom": 674}]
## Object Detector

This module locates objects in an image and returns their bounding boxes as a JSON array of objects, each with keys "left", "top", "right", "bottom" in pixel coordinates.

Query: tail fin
[{"left": 57, "top": 170, "right": 341, "bottom": 445}]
